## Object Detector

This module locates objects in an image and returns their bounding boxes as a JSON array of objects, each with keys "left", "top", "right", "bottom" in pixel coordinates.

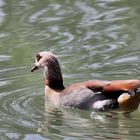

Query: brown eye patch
[{"left": 36, "top": 54, "right": 42, "bottom": 62}]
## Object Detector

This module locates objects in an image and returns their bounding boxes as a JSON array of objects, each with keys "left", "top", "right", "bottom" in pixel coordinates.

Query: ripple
[
  {"left": 1, "top": 0, "right": 140, "bottom": 139},
  {"left": 0, "top": 88, "right": 46, "bottom": 140},
  {"left": 3, "top": 89, "right": 41, "bottom": 114},
  {"left": 0, "top": 66, "right": 25, "bottom": 73},
  {"left": 58, "top": 32, "right": 75, "bottom": 45},
  {"left": 114, "top": 56, "right": 139, "bottom": 64},
  {"left": 0, "top": 55, "right": 11, "bottom": 62},
  {"left": 0, "top": 80, "right": 15, "bottom": 87},
  {"left": 29, "top": 8, "right": 48, "bottom": 23},
  {"left": 0, "top": 32, "right": 10, "bottom": 38}
]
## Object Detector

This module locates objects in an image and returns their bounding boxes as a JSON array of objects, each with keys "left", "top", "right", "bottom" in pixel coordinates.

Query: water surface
[{"left": 1, "top": 0, "right": 140, "bottom": 139}]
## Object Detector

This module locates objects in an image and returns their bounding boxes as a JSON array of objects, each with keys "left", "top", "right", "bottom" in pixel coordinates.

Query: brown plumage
[{"left": 31, "top": 51, "right": 140, "bottom": 111}]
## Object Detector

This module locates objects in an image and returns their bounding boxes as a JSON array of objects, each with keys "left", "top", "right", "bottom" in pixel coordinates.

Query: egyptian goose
[{"left": 31, "top": 51, "right": 140, "bottom": 111}]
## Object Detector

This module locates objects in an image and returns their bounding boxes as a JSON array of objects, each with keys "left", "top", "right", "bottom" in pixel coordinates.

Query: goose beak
[
  {"left": 31, "top": 55, "right": 41, "bottom": 72},
  {"left": 31, "top": 64, "right": 39, "bottom": 72}
]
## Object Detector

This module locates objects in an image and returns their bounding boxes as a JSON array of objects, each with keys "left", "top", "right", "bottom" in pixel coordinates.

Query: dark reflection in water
[
  {"left": 0, "top": 0, "right": 140, "bottom": 139},
  {"left": 37, "top": 100, "right": 140, "bottom": 140}
]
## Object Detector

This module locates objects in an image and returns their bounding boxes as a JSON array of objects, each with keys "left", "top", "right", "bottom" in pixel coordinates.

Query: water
[{"left": 0, "top": 0, "right": 140, "bottom": 139}]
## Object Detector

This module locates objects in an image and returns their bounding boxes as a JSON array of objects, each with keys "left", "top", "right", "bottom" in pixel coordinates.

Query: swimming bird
[{"left": 31, "top": 51, "right": 140, "bottom": 111}]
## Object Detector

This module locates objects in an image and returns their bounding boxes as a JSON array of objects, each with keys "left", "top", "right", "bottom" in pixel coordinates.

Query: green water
[{"left": 1, "top": 0, "right": 140, "bottom": 139}]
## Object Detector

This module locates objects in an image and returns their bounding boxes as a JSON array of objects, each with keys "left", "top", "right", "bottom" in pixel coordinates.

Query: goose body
[{"left": 31, "top": 51, "right": 140, "bottom": 111}]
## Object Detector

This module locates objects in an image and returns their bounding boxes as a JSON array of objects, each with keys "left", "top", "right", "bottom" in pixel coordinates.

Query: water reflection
[
  {"left": 1, "top": 0, "right": 140, "bottom": 139},
  {"left": 39, "top": 99, "right": 140, "bottom": 140}
]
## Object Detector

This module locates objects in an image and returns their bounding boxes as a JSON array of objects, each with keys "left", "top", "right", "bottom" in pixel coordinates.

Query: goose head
[
  {"left": 31, "top": 51, "right": 64, "bottom": 90},
  {"left": 31, "top": 52, "right": 56, "bottom": 72}
]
